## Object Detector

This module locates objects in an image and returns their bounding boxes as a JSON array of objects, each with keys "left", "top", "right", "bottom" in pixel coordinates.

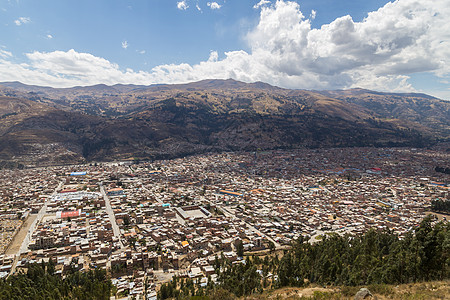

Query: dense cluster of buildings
[{"left": 0, "top": 147, "right": 448, "bottom": 298}]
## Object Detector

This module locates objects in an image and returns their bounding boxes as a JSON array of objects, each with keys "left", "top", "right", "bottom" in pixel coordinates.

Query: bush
[
  {"left": 368, "top": 283, "right": 393, "bottom": 295},
  {"left": 340, "top": 286, "right": 359, "bottom": 296}
]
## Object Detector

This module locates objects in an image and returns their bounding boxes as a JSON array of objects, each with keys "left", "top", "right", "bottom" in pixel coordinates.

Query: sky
[{"left": 0, "top": 0, "right": 449, "bottom": 99}]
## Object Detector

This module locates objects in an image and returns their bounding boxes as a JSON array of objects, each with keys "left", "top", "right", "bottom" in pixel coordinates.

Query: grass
[{"left": 244, "top": 280, "right": 450, "bottom": 300}]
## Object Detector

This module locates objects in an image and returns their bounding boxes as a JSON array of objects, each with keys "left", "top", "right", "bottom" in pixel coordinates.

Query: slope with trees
[
  {"left": 0, "top": 261, "right": 113, "bottom": 300},
  {"left": 157, "top": 215, "right": 449, "bottom": 299}
]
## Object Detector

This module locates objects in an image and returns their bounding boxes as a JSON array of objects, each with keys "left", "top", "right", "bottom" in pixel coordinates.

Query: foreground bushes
[{"left": 0, "top": 262, "right": 112, "bottom": 300}]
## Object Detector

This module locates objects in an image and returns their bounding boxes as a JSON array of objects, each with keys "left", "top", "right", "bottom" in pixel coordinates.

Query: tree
[
  {"left": 47, "top": 258, "right": 55, "bottom": 276},
  {"left": 236, "top": 240, "right": 244, "bottom": 257},
  {"left": 431, "top": 199, "right": 450, "bottom": 213},
  {"left": 268, "top": 241, "right": 275, "bottom": 253},
  {"left": 214, "top": 255, "right": 221, "bottom": 272},
  {"left": 1, "top": 261, "right": 112, "bottom": 300},
  {"left": 128, "top": 237, "right": 137, "bottom": 250},
  {"left": 150, "top": 217, "right": 450, "bottom": 298}
]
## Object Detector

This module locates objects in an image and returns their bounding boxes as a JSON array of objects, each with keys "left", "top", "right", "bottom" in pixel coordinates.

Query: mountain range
[{"left": 0, "top": 79, "right": 448, "bottom": 167}]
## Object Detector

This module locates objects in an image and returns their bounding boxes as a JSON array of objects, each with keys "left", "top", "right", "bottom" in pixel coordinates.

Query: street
[{"left": 100, "top": 183, "right": 123, "bottom": 247}]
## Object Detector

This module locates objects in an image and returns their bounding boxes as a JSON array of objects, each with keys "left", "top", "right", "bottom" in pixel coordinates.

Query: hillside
[
  {"left": 0, "top": 80, "right": 448, "bottom": 166},
  {"left": 157, "top": 216, "right": 449, "bottom": 300},
  {"left": 0, "top": 96, "right": 92, "bottom": 165},
  {"left": 318, "top": 88, "right": 450, "bottom": 138},
  {"left": 250, "top": 281, "right": 450, "bottom": 299}
]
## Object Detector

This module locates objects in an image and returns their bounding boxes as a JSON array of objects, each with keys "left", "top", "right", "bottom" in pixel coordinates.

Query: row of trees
[
  {"left": 434, "top": 166, "right": 450, "bottom": 174},
  {"left": 0, "top": 261, "right": 113, "bottom": 299},
  {"left": 431, "top": 199, "right": 450, "bottom": 213},
  {"left": 276, "top": 216, "right": 448, "bottom": 287},
  {"left": 158, "top": 216, "right": 449, "bottom": 299}
]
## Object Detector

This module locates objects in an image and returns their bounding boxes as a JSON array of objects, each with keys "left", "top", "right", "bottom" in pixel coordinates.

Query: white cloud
[
  {"left": 177, "top": 1, "right": 188, "bottom": 10},
  {"left": 253, "top": 0, "right": 270, "bottom": 9},
  {"left": 46, "top": 34, "right": 53, "bottom": 39},
  {"left": 121, "top": 41, "right": 128, "bottom": 49},
  {"left": 243, "top": 0, "right": 450, "bottom": 92},
  {"left": 25, "top": 49, "right": 120, "bottom": 77},
  {"left": 196, "top": 3, "right": 202, "bottom": 12},
  {"left": 0, "top": 0, "right": 449, "bottom": 99},
  {"left": 138, "top": 50, "right": 146, "bottom": 54},
  {"left": 14, "top": 16, "right": 30, "bottom": 26},
  {"left": 208, "top": 50, "right": 219, "bottom": 62},
  {"left": 0, "top": 49, "right": 12, "bottom": 59},
  {"left": 310, "top": 9, "right": 316, "bottom": 20},
  {"left": 207, "top": 2, "right": 221, "bottom": 10}
]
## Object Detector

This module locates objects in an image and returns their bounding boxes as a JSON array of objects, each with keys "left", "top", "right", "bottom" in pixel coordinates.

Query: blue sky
[{"left": 0, "top": 0, "right": 449, "bottom": 99}]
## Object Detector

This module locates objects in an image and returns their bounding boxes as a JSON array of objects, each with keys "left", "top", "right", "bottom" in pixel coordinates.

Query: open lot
[{"left": 5, "top": 214, "right": 36, "bottom": 255}]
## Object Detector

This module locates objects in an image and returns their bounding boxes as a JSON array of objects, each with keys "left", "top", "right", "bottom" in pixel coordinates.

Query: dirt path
[{"left": 5, "top": 214, "right": 37, "bottom": 255}]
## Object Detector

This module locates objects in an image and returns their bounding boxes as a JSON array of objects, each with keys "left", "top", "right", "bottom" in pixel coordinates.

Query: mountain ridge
[
  {"left": 1, "top": 79, "right": 444, "bottom": 98},
  {"left": 0, "top": 79, "right": 448, "bottom": 167}
]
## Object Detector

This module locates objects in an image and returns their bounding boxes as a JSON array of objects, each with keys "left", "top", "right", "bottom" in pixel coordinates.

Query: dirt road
[{"left": 4, "top": 214, "right": 36, "bottom": 255}]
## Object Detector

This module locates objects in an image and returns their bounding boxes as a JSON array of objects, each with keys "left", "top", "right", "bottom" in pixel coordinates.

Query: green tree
[
  {"left": 268, "top": 241, "right": 275, "bottom": 253},
  {"left": 236, "top": 240, "right": 244, "bottom": 257}
]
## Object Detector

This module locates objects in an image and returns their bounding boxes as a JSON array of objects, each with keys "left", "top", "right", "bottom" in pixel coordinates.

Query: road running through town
[{"left": 100, "top": 183, "right": 123, "bottom": 248}]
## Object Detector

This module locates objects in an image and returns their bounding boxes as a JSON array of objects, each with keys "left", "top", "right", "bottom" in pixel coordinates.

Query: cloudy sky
[{"left": 0, "top": 0, "right": 449, "bottom": 99}]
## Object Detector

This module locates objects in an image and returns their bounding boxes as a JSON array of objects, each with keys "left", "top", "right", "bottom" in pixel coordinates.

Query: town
[{"left": 0, "top": 147, "right": 448, "bottom": 299}]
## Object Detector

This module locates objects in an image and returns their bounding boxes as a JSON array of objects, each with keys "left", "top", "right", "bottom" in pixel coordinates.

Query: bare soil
[{"left": 5, "top": 214, "right": 36, "bottom": 255}]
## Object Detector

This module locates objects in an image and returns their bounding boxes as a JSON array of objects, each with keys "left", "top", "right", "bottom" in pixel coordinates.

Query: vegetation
[
  {"left": 0, "top": 261, "right": 113, "bottom": 300},
  {"left": 157, "top": 216, "right": 449, "bottom": 299},
  {"left": 276, "top": 216, "right": 448, "bottom": 287},
  {"left": 434, "top": 166, "right": 450, "bottom": 174},
  {"left": 431, "top": 199, "right": 450, "bottom": 213},
  {"left": 0, "top": 217, "right": 447, "bottom": 300},
  {"left": 236, "top": 240, "right": 244, "bottom": 257},
  {"left": 253, "top": 281, "right": 449, "bottom": 300}
]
